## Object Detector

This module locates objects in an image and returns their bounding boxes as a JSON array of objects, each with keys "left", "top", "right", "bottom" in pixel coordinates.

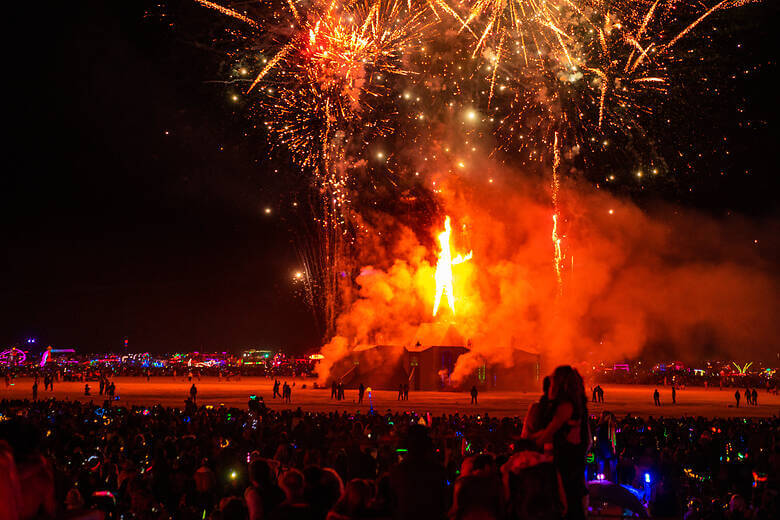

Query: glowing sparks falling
[{"left": 433, "top": 216, "right": 472, "bottom": 317}]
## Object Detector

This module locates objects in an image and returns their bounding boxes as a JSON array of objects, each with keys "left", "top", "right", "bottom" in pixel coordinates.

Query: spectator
[
  {"left": 0, "top": 420, "right": 56, "bottom": 519},
  {"left": 270, "top": 469, "right": 312, "bottom": 520},
  {"left": 194, "top": 459, "right": 217, "bottom": 514},
  {"left": 389, "top": 424, "right": 448, "bottom": 520},
  {"left": 220, "top": 496, "right": 250, "bottom": 520},
  {"left": 326, "top": 478, "right": 372, "bottom": 520},
  {"left": 530, "top": 366, "right": 589, "bottom": 520},
  {"left": 304, "top": 466, "right": 344, "bottom": 520},
  {"left": 449, "top": 474, "right": 503, "bottom": 520},
  {"left": 245, "top": 459, "right": 284, "bottom": 520}
]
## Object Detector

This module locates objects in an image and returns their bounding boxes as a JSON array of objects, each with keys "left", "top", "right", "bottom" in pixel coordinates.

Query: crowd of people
[{"left": 0, "top": 365, "right": 778, "bottom": 520}]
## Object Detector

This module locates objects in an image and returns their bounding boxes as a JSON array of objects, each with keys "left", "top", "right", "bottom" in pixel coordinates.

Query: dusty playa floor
[{"left": 3, "top": 377, "right": 778, "bottom": 418}]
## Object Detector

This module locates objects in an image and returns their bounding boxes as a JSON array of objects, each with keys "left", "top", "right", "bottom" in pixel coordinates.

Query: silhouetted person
[
  {"left": 84, "top": 384, "right": 90, "bottom": 396},
  {"left": 653, "top": 388, "right": 661, "bottom": 406},
  {"left": 245, "top": 459, "right": 284, "bottom": 520},
  {"left": 530, "top": 366, "right": 589, "bottom": 520},
  {"left": 470, "top": 385, "right": 478, "bottom": 404},
  {"left": 99, "top": 378, "right": 105, "bottom": 396},
  {"left": 598, "top": 385, "right": 604, "bottom": 403},
  {"left": 734, "top": 390, "right": 740, "bottom": 407},
  {"left": 390, "top": 425, "right": 448, "bottom": 520},
  {"left": 751, "top": 388, "right": 758, "bottom": 406},
  {"left": 273, "top": 468, "right": 311, "bottom": 519},
  {"left": 190, "top": 383, "right": 197, "bottom": 403},
  {"left": 398, "top": 384, "right": 403, "bottom": 401},
  {"left": 745, "top": 388, "right": 751, "bottom": 405},
  {"left": 671, "top": 385, "right": 676, "bottom": 404},
  {"left": 338, "top": 382, "right": 345, "bottom": 401},
  {"left": 331, "top": 380, "right": 337, "bottom": 400},
  {"left": 273, "top": 380, "right": 281, "bottom": 399},
  {"left": 358, "top": 383, "right": 365, "bottom": 404},
  {"left": 32, "top": 381, "right": 38, "bottom": 401},
  {"left": 403, "top": 383, "right": 409, "bottom": 401},
  {"left": 592, "top": 387, "right": 598, "bottom": 403}
]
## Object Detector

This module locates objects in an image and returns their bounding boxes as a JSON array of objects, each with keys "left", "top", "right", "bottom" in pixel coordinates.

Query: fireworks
[
  {"left": 195, "top": 0, "right": 427, "bottom": 172},
  {"left": 187, "top": 0, "right": 760, "bottom": 330},
  {"left": 191, "top": 0, "right": 757, "bottom": 183},
  {"left": 191, "top": 0, "right": 759, "bottom": 172}
]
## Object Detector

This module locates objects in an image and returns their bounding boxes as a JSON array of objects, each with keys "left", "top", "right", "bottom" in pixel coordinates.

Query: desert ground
[{"left": 2, "top": 376, "right": 778, "bottom": 418}]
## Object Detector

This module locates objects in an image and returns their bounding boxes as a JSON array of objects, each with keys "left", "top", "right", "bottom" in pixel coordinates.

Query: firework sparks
[
  {"left": 194, "top": 0, "right": 259, "bottom": 28},
  {"left": 193, "top": 0, "right": 755, "bottom": 180},
  {"left": 197, "top": 0, "right": 425, "bottom": 172},
  {"left": 188, "top": 0, "right": 760, "bottom": 328}
]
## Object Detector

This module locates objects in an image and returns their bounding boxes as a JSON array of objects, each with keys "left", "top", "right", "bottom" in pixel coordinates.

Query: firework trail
[
  {"left": 551, "top": 131, "right": 563, "bottom": 293},
  {"left": 194, "top": 0, "right": 259, "bottom": 27}
]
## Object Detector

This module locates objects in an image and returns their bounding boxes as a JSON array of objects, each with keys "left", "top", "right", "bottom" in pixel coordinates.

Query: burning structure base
[{"left": 327, "top": 323, "right": 540, "bottom": 392}]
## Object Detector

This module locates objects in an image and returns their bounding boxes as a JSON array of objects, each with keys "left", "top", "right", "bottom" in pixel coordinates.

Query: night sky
[{"left": 1, "top": 1, "right": 778, "bottom": 355}]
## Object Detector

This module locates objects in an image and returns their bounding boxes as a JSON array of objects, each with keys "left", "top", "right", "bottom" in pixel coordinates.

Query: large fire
[
  {"left": 432, "top": 216, "right": 472, "bottom": 317},
  {"left": 315, "top": 177, "right": 776, "bottom": 388}
]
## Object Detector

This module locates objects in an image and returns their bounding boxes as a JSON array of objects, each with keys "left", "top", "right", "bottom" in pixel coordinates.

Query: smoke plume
[{"left": 319, "top": 165, "right": 779, "bottom": 385}]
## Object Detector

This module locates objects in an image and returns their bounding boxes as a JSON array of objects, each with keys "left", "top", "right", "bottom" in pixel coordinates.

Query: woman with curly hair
[{"left": 531, "top": 366, "right": 590, "bottom": 520}]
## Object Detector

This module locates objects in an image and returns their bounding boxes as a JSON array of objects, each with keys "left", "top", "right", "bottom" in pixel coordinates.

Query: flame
[{"left": 433, "top": 216, "right": 472, "bottom": 316}]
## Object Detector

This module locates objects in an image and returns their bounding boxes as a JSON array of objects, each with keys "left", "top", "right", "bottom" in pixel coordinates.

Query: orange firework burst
[{"left": 197, "top": 0, "right": 427, "bottom": 172}]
